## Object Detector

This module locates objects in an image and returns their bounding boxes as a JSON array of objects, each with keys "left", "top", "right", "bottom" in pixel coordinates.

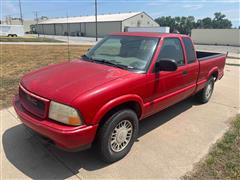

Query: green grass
[
  {"left": 183, "top": 115, "right": 240, "bottom": 179},
  {"left": 0, "top": 36, "right": 63, "bottom": 43}
]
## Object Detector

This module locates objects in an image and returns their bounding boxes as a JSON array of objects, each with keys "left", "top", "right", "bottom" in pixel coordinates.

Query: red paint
[{"left": 13, "top": 33, "right": 226, "bottom": 150}]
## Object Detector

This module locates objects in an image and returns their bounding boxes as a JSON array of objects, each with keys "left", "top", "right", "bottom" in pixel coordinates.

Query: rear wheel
[
  {"left": 195, "top": 76, "right": 215, "bottom": 103},
  {"left": 97, "top": 109, "right": 138, "bottom": 163}
]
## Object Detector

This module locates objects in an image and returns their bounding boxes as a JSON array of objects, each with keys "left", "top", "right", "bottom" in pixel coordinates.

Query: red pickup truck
[{"left": 14, "top": 32, "right": 226, "bottom": 162}]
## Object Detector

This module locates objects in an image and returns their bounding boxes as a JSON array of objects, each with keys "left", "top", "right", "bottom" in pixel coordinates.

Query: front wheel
[
  {"left": 97, "top": 109, "right": 138, "bottom": 163},
  {"left": 195, "top": 76, "right": 215, "bottom": 103}
]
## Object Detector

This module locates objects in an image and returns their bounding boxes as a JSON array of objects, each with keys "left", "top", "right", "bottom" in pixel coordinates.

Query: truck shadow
[
  {"left": 2, "top": 97, "right": 200, "bottom": 179},
  {"left": 138, "top": 97, "right": 199, "bottom": 137}
]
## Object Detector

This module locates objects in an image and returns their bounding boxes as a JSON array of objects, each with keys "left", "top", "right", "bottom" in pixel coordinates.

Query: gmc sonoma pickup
[{"left": 14, "top": 32, "right": 226, "bottom": 162}]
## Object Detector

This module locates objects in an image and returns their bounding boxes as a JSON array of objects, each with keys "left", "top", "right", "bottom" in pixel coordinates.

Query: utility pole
[
  {"left": 9, "top": 16, "right": 12, "bottom": 24},
  {"left": 33, "top": 11, "right": 39, "bottom": 37},
  {"left": 5, "top": 16, "right": 9, "bottom": 24},
  {"left": 18, "top": 0, "right": 23, "bottom": 25},
  {"left": 6, "top": 16, "right": 12, "bottom": 24},
  {"left": 95, "top": 0, "right": 98, "bottom": 41}
]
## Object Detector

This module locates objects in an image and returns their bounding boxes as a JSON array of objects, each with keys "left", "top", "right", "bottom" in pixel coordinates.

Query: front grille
[{"left": 19, "top": 85, "right": 49, "bottom": 118}]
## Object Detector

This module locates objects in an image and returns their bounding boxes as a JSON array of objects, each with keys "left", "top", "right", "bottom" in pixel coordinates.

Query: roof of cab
[{"left": 110, "top": 32, "right": 190, "bottom": 38}]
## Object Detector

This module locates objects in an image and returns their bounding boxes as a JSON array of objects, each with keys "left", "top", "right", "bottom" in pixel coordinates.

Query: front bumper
[{"left": 13, "top": 95, "right": 98, "bottom": 150}]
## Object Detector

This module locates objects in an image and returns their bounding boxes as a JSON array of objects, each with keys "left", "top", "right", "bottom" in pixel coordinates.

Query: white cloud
[
  {"left": 182, "top": 4, "right": 203, "bottom": 10},
  {"left": 222, "top": 9, "right": 240, "bottom": 20},
  {"left": 2, "top": 1, "right": 18, "bottom": 15},
  {"left": 221, "top": 9, "right": 240, "bottom": 26},
  {"left": 147, "top": 1, "right": 163, "bottom": 6}
]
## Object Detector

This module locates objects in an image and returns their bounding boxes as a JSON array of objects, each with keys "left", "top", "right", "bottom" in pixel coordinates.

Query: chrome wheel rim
[
  {"left": 110, "top": 120, "right": 133, "bottom": 152},
  {"left": 205, "top": 82, "right": 213, "bottom": 99}
]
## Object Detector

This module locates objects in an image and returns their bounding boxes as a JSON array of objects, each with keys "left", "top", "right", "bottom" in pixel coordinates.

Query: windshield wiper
[
  {"left": 81, "top": 56, "right": 135, "bottom": 70},
  {"left": 92, "top": 58, "right": 134, "bottom": 70},
  {"left": 81, "top": 54, "right": 92, "bottom": 61}
]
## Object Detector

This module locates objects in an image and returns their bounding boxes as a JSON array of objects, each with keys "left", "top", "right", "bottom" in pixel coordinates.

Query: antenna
[
  {"left": 66, "top": 11, "right": 70, "bottom": 62},
  {"left": 95, "top": 0, "right": 98, "bottom": 41}
]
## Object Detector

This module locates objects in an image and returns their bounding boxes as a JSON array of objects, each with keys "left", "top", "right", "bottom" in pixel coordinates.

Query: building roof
[
  {"left": 39, "top": 12, "right": 142, "bottom": 24},
  {"left": 110, "top": 32, "right": 190, "bottom": 38}
]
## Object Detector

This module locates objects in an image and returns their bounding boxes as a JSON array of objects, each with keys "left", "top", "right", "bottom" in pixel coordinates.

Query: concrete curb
[{"left": 227, "top": 55, "right": 240, "bottom": 60}]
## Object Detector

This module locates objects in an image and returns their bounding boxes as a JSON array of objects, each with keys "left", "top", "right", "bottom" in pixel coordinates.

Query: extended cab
[{"left": 13, "top": 32, "right": 226, "bottom": 162}]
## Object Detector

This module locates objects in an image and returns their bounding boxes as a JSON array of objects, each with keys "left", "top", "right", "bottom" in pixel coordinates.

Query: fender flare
[
  {"left": 92, "top": 94, "right": 144, "bottom": 125},
  {"left": 207, "top": 67, "right": 219, "bottom": 80}
]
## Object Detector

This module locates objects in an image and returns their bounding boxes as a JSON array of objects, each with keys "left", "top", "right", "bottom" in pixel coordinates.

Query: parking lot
[{"left": 1, "top": 55, "right": 239, "bottom": 179}]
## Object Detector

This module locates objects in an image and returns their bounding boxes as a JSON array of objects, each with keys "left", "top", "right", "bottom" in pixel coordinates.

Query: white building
[{"left": 36, "top": 12, "right": 159, "bottom": 37}]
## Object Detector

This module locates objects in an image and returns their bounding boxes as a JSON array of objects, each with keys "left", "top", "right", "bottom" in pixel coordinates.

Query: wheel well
[
  {"left": 211, "top": 71, "right": 218, "bottom": 81},
  {"left": 98, "top": 101, "right": 141, "bottom": 128}
]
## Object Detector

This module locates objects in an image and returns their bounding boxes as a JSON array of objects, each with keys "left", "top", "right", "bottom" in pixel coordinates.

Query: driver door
[{"left": 146, "top": 37, "right": 190, "bottom": 115}]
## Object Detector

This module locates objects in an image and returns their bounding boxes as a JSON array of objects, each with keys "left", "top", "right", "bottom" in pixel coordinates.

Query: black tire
[
  {"left": 195, "top": 76, "right": 215, "bottom": 103},
  {"left": 7, "top": 34, "right": 12, "bottom": 37},
  {"left": 97, "top": 109, "right": 139, "bottom": 163},
  {"left": 13, "top": 34, "right": 17, "bottom": 37}
]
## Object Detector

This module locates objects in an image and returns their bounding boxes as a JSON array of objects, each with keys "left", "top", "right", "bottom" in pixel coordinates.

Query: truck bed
[
  {"left": 196, "top": 51, "right": 225, "bottom": 61},
  {"left": 196, "top": 51, "right": 226, "bottom": 92}
]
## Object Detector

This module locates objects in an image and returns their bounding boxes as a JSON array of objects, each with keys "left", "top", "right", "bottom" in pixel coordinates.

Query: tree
[
  {"left": 155, "top": 16, "right": 176, "bottom": 32},
  {"left": 155, "top": 12, "right": 232, "bottom": 34},
  {"left": 185, "top": 16, "right": 195, "bottom": 34},
  {"left": 201, "top": 17, "right": 213, "bottom": 28},
  {"left": 212, "top": 12, "right": 232, "bottom": 28},
  {"left": 214, "top": 12, "right": 226, "bottom": 21}
]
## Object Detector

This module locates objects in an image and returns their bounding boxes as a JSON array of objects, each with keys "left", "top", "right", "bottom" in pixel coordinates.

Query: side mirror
[{"left": 155, "top": 58, "right": 178, "bottom": 72}]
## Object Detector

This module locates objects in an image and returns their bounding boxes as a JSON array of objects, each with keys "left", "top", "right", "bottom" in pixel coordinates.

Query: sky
[{"left": 1, "top": 0, "right": 240, "bottom": 27}]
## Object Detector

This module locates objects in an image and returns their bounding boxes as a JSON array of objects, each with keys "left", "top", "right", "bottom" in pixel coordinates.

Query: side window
[
  {"left": 183, "top": 37, "right": 196, "bottom": 63},
  {"left": 158, "top": 38, "right": 184, "bottom": 66}
]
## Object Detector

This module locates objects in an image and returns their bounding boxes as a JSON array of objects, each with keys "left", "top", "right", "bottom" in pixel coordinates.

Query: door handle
[{"left": 182, "top": 70, "right": 188, "bottom": 75}]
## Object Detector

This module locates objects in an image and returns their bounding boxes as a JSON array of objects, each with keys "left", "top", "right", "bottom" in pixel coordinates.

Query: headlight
[{"left": 48, "top": 101, "right": 82, "bottom": 126}]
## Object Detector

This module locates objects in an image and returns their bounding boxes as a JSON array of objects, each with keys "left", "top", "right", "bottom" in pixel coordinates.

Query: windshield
[{"left": 85, "top": 35, "right": 159, "bottom": 71}]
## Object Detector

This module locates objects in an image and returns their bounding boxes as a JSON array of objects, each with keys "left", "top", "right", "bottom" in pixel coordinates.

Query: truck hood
[{"left": 21, "top": 60, "right": 131, "bottom": 104}]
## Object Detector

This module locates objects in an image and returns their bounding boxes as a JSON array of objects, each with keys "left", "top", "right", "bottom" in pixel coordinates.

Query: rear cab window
[
  {"left": 158, "top": 38, "right": 185, "bottom": 66},
  {"left": 182, "top": 37, "right": 196, "bottom": 64}
]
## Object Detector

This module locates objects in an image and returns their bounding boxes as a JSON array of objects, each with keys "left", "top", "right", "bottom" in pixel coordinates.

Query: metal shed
[{"left": 36, "top": 12, "right": 159, "bottom": 37}]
